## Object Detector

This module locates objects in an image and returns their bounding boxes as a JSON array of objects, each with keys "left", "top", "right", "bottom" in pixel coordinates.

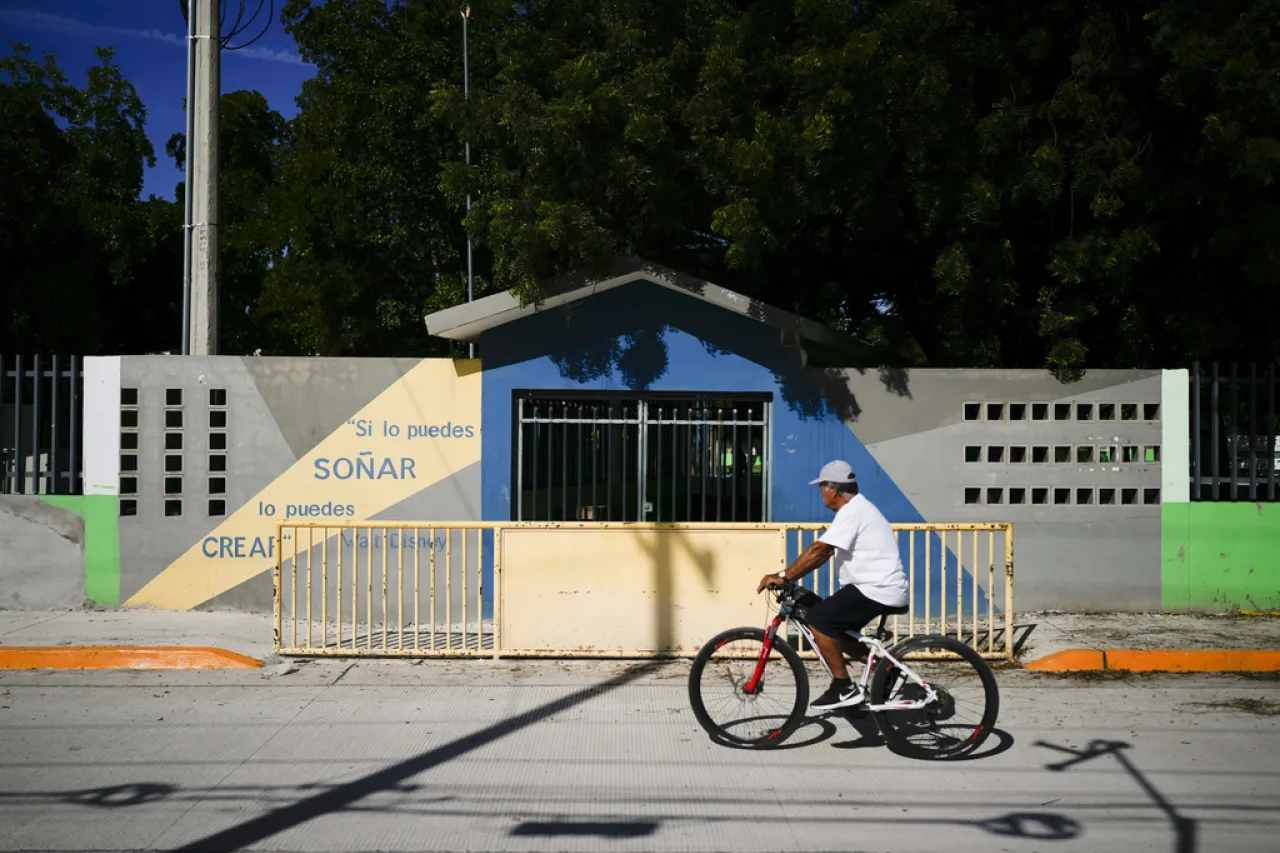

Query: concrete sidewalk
[
  {"left": 1017, "top": 611, "right": 1280, "bottom": 658},
  {"left": 2, "top": 608, "right": 1279, "bottom": 670},
  {"left": 0, "top": 610, "right": 275, "bottom": 661},
  {"left": 1, "top": 665, "right": 1278, "bottom": 852},
  {"left": 1016, "top": 611, "right": 1280, "bottom": 671}
]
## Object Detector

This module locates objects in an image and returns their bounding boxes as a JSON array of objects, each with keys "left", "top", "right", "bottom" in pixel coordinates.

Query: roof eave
[{"left": 423, "top": 256, "right": 883, "bottom": 361}]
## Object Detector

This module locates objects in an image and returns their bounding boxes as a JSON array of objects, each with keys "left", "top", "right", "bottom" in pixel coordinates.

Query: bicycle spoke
[
  {"left": 872, "top": 637, "right": 999, "bottom": 759},
  {"left": 690, "top": 632, "right": 807, "bottom": 746},
  {"left": 701, "top": 657, "right": 797, "bottom": 740}
]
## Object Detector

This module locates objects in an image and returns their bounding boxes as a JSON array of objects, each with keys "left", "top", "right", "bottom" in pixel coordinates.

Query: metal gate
[
  {"left": 514, "top": 394, "right": 770, "bottom": 522},
  {"left": 1, "top": 355, "right": 83, "bottom": 495},
  {"left": 1191, "top": 362, "right": 1280, "bottom": 501}
]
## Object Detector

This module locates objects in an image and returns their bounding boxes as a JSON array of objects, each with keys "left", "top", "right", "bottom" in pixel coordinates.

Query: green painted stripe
[
  {"left": 82, "top": 495, "right": 120, "bottom": 605},
  {"left": 36, "top": 495, "right": 121, "bottom": 607},
  {"left": 1163, "top": 501, "right": 1280, "bottom": 612}
]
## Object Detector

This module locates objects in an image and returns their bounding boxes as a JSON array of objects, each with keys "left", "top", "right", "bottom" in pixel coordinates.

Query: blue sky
[{"left": 1, "top": 0, "right": 314, "bottom": 199}]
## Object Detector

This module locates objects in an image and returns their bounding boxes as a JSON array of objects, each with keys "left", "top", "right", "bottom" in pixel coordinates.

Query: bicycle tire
[
  {"left": 688, "top": 627, "right": 809, "bottom": 749},
  {"left": 870, "top": 634, "right": 999, "bottom": 760}
]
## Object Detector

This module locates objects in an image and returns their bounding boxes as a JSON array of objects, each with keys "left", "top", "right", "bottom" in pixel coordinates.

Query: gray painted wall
[
  {"left": 0, "top": 497, "right": 85, "bottom": 609},
  {"left": 119, "top": 357, "right": 296, "bottom": 607},
  {"left": 840, "top": 370, "right": 1164, "bottom": 610}
]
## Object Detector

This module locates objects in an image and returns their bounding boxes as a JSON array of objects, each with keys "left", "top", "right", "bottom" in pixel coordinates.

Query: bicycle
[{"left": 687, "top": 578, "right": 1000, "bottom": 759}]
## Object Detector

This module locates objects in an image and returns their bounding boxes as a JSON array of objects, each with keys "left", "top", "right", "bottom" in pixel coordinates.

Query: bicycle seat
[{"left": 871, "top": 607, "right": 909, "bottom": 642}]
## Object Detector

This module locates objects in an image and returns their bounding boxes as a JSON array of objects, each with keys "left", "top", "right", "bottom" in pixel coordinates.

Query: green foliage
[
  {"left": 6, "top": 2, "right": 1280, "bottom": 369},
  {"left": 255, "top": 0, "right": 477, "bottom": 356},
  {"left": 1, "top": 43, "right": 179, "bottom": 353}
]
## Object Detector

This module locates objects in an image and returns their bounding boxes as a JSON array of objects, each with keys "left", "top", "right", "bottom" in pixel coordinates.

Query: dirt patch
[
  {"left": 1185, "top": 698, "right": 1280, "bottom": 716},
  {"left": 1032, "top": 669, "right": 1141, "bottom": 682},
  {"left": 1231, "top": 671, "right": 1280, "bottom": 682}
]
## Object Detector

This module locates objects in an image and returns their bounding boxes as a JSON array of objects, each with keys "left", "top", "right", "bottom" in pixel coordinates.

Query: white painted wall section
[
  {"left": 82, "top": 357, "right": 120, "bottom": 496},
  {"left": 1161, "top": 369, "right": 1189, "bottom": 503}
]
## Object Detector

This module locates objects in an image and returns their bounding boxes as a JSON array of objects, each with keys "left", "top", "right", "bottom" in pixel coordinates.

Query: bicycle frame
[{"left": 746, "top": 599, "right": 939, "bottom": 713}]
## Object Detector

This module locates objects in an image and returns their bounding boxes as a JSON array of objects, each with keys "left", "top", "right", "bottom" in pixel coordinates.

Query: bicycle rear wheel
[
  {"left": 870, "top": 634, "right": 999, "bottom": 760},
  {"left": 688, "top": 627, "right": 808, "bottom": 748}
]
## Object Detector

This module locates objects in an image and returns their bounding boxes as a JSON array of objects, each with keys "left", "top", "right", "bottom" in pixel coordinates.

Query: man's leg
[
  {"left": 808, "top": 625, "right": 850, "bottom": 681},
  {"left": 804, "top": 586, "right": 878, "bottom": 710}
]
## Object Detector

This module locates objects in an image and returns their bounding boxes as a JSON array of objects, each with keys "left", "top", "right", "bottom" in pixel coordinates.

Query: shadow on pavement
[
  {"left": 706, "top": 715, "right": 841, "bottom": 751},
  {"left": 159, "top": 660, "right": 669, "bottom": 852},
  {"left": 828, "top": 712, "right": 1015, "bottom": 760},
  {"left": 1038, "top": 739, "right": 1197, "bottom": 853},
  {"left": 511, "top": 820, "right": 658, "bottom": 838}
]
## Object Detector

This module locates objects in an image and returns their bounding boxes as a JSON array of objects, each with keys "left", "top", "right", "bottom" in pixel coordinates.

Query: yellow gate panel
[
  {"left": 499, "top": 524, "right": 784, "bottom": 655},
  {"left": 275, "top": 521, "right": 1015, "bottom": 660}
]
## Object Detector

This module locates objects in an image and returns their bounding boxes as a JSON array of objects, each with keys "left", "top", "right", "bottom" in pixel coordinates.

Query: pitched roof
[{"left": 423, "top": 256, "right": 885, "bottom": 364}]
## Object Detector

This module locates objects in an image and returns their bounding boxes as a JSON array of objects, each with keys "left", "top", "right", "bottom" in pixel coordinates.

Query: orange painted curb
[
  {"left": 0, "top": 646, "right": 262, "bottom": 670},
  {"left": 1026, "top": 650, "right": 1106, "bottom": 671},
  {"left": 1106, "top": 649, "right": 1280, "bottom": 672},
  {"left": 1027, "top": 648, "right": 1280, "bottom": 672}
]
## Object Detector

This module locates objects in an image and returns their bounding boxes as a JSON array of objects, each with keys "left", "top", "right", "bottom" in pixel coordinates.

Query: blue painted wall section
[{"left": 477, "top": 281, "right": 989, "bottom": 619}]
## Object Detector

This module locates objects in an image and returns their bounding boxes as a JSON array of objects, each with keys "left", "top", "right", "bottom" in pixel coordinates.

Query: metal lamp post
[{"left": 462, "top": 4, "right": 474, "bottom": 359}]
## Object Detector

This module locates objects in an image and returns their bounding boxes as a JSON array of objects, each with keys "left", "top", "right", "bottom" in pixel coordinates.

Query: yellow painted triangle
[{"left": 126, "top": 359, "right": 482, "bottom": 610}]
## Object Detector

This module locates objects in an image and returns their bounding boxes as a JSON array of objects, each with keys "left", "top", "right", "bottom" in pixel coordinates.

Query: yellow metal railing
[
  {"left": 783, "top": 523, "right": 1014, "bottom": 660},
  {"left": 274, "top": 523, "right": 496, "bottom": 657},
  {"left": 275, "top": 521, "right": 1013, "bottom": 660}
]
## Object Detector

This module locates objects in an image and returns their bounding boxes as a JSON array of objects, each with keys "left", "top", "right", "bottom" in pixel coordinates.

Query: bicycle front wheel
[
  {"left": 688, "top": 627, "right": 808, "bottom": 748},
  {"left": 870, "top": 634, "right": 999, "bottom": 760}
]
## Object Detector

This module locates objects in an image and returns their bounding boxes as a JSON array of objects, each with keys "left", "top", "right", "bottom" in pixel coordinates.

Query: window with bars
[{"left": 514, "top": 393, "right": 770, "bottom": 522}]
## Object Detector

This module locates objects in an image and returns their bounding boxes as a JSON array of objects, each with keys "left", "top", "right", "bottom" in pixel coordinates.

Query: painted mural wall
[
  {"left": 99, "top": 357, "right": 481, "bottom": 612},
  {"left": 8, "top": 288, "right": 1275, "bottom": 616},
  {"left": 477, "top": 281, "right": 1161, "bottom": 613}
]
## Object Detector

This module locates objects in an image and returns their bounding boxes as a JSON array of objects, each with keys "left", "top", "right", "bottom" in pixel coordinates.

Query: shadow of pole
[
  {"left": 169, "top": 660, "right": 668, "bottom": 852},
  {"left": 1037, "top": 739, "right": 1198, "bottom": 853},
  {"left": 628, "top": 524, "right": 717, "bottom": 655},
  {"left": 170, "top": 526, "right": 712, "bottom": 851}
]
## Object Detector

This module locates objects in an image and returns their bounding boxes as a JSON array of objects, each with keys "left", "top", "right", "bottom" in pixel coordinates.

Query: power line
[{"left": 177, "top": 0, "right": 275, "bottom": 51}]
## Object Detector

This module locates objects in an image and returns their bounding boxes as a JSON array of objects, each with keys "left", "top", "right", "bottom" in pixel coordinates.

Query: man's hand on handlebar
[{"left": 757, "top": 572, "right": 785, "bottom": 594}]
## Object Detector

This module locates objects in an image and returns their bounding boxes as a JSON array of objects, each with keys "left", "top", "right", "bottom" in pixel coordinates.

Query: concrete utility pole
[{"left": 188, "top": 0, "right": 221, "bottom": 355}]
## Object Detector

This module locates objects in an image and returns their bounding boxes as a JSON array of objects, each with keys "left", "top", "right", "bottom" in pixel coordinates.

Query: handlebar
[{"left": 766, "top": 577, "right": 803, "bottom": 598}]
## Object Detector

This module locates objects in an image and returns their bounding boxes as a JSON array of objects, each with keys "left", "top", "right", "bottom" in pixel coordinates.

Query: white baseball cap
[{"left": 809, "top": 460, "right": 857, "bottom": 485}]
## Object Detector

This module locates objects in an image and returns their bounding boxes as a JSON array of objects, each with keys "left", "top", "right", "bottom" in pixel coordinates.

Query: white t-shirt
[{"left": 818, "top": 494, "right": 909, "bottom": 608}]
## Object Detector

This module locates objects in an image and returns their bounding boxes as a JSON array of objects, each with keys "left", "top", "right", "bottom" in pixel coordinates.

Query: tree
[
  {"left": 12, "top": 3, "right": 1278, "bottom": 370},
  {"left": 434, "top": 1, "right": 1280, "bottom": 373},
  {"left": 1, "top": 43, "right": 181, "bottom": 354},
  {"left": 257, "top": 0, "right": 479, "bottom": 356},
  {"left": 432, "top": 0, "right": 726, "bottom": 301}
]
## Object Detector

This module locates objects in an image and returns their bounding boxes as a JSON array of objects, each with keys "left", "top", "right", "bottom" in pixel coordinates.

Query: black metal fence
[
  {"left": 1, "top": 355, "right": 83, "bottom": 495},
  {"left": 1191, "top": 362, "right": 1280, "bottom": 501},
  {"left": 514, "top": 394, "right": 770, "bottom": 522}
]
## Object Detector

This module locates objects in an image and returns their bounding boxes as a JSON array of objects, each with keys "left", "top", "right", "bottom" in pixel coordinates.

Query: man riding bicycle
[{"left": 756, "top": 460, "right": 909, "bottom": 711}]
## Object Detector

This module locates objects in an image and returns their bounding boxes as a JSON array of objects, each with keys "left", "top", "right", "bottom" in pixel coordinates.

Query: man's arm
[{"left": 756, "top": 541, "right": 835, "bottom": 593}]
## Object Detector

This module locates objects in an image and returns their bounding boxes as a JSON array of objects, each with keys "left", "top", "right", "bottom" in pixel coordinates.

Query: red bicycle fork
[{"left": 744, "top": 616, "right": 784, "bottom": 694}]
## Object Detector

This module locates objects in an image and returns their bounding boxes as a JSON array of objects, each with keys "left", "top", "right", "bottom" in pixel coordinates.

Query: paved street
[{"left": 1, "top": 662, "right": 1278, "bottom": 852}]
